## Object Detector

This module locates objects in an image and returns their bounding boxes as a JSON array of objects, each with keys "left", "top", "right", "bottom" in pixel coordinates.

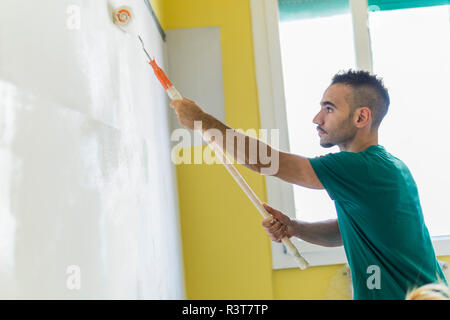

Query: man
[{"left": 170, "top": 70, "right": 447, "bottom": 299}]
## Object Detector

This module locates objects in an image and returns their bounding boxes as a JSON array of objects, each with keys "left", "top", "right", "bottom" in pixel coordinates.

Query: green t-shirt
[{"left": 309, "top": 145, "right": 447, "bottom": 300}]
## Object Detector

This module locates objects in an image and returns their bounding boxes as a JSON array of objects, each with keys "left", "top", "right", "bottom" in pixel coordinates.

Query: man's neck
[{"left": 339, "top": 133, "right": 378, "bottom": 153}]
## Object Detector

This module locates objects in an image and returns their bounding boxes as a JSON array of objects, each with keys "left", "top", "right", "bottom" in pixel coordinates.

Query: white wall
[{"left": 0, "top": 0, "right": 184, "bottom": 299}]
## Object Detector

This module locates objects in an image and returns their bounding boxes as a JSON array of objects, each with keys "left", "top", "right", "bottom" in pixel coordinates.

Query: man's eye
[{"left": 326, "top": 107, "right": 333, "bottom": 113}]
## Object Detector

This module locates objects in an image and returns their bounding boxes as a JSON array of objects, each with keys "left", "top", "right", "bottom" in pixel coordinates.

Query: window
[
  {"left": 250, "top": 0, "right": 450, "bottom": 269},
  {"left": 279, "top": 9, "right": 354, "bottom": 223},
  {"left": 368, "top": 5, "right": 450, "bottom": 237}
]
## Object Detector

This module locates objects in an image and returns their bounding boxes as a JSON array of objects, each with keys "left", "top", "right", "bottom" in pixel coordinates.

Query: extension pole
[
  {"left": 202, "top": 133, "right": 309, "bottom": 270},
  {"left": 143, "top": 52, "right": 309, "bottom": 269}
]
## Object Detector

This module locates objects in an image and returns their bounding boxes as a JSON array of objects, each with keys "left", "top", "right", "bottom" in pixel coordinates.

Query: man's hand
[
  {"left": 261, "top": 203, "right": 298, "bottom": 242},
  {"left": 170, "top": 98, "right": 206, "bottom": 130}
]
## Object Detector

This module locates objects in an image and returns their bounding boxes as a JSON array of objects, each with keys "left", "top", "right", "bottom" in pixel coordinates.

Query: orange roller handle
[{"left": 149, "top": 59, "right": 172, "bottom": 90}]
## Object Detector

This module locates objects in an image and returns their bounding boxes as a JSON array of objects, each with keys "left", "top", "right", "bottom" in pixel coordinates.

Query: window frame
[{"left": 250, "top": 0, "right": 450, "bottom": 269}]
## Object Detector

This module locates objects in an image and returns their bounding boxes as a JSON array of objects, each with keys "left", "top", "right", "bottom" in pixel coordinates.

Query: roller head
[{"left": 113, "top": 6, "right": 134, "bottom": 29}]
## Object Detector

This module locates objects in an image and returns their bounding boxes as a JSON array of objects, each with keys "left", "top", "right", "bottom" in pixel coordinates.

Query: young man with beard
[{"left": 170, "top": 70, "right": 447, "bottom": 299}]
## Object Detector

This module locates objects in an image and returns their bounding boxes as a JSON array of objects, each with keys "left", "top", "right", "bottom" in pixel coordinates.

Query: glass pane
[
  {"left": 369, "top": 5, "right": 450, "bottom": 237},
  {"left": 279, "top": 13, "right": 356, "bottom": 222}
]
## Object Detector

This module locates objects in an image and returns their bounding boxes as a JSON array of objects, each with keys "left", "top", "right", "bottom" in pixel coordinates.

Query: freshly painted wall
[
  {"left": 159, "top": 0, "right": 450, "bottom": 299},
  {"left": 0, "top": 0, "right": 184, "bottom": 298}
]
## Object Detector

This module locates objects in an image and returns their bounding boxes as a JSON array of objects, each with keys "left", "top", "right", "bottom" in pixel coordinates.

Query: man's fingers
[
  {"left": 262, "top": 220, "right": 280, "bottom": 232},
  {"left": 263, "top": 203, "right": 278, "bottom": 214},
  {"left": 278, "top": 215, "right": 291, "bottom": 226},
  {"left": 264, "top": 204, "right": 291, "bottom": 225},
  {"left": 261, "top": 218, "right": 274, "bottom": 228},
  {"left": 170, "top": 98, "right": 193, "bottom": 108},
  {"left": 263, "top": 203, "right": 284, "bottom": 219},
  {"left": 170, "top": 99, "right": 183, "bottom": 109},
  {"left": 261, "top": 203, "right": 291, "bottom": 241},
  {"left": 263, "top": 219, "right": 285, "bottom": 237},
  {"left": 262, "top": 211, "right": 279, "bottom": 227},
  {"left": 271, "top": 221, "right": 284, "bottom": 233},
  {"left": 263, "top": 203, "right": 281, "bottom": 222},
  {"left": 273, "top": 224, "right": 287, "bottom": 236},
  {"left": 183, "top": 98, "right": 195, "bottom": 103}
]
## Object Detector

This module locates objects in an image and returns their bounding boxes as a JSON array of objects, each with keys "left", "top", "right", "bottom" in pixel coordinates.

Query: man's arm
[
  {"left": 262, "top": 204, "right": 342, "bottom": 247},
  {"left": 276, "top": 152, "right": 323, "bottom": 189},
  {"left": 295, "top": 219, "right": 343, "bottom": 247},
  {"left": 170, "top": 99, "right": 323, "bottom": 189}
]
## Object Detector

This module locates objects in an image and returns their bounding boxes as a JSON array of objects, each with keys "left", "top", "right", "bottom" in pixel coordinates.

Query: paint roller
[
  {"left": 111, "top": 5, "right": 309, "bottom": 270},
  {"left": 111, "top": 4, "right": 182, "bottom": 100},
  {"left": 111, "top": 5, "right": 136, "bottom": 41},
  {"left": 113, "top": 5, "right": 133, "bottom": 28}
]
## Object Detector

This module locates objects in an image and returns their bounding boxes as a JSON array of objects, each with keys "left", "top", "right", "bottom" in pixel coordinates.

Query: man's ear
[{"left": 355, "top": 107, "right": 371, "bottom": 128}]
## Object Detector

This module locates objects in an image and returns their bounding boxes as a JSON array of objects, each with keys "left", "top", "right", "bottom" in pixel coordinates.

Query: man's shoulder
[{"left": 310, "top": 150, "right": 363, "bottom": 162}]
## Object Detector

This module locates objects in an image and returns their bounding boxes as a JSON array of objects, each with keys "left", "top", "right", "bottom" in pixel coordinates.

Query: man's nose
[{"left": 312, "top": 112, "right": 322, "bottom": 125}]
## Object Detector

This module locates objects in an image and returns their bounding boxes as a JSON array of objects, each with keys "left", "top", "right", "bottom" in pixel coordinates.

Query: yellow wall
[
  {"left": 152, "top": 0, "right": 450, "bottom": 299},
  {"left": 149, "top": 0, "right": 166, "bottom": 29}
]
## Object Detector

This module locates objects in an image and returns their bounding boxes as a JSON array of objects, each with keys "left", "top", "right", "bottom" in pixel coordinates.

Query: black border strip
[{"left": 144, "top": 0, "right": 166, "bottom": 41}]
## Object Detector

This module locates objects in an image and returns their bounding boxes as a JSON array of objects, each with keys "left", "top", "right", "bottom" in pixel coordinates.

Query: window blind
[
  {"left": 278, "top": 0, "right": 449, "bottom": 21},
  {"left": 368, "top": 0, "right": 449, "bottom": 11},
  {"left": 278, "top": 0, "right": 350, "bottom": 21}
]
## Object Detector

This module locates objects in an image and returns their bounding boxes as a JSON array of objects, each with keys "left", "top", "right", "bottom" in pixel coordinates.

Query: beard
[
  {"left": 319, "top": 116, "right": 356, "bottom": 148},
  {"left": 320, "top": 141, "right": 335, "bottom": 148}
]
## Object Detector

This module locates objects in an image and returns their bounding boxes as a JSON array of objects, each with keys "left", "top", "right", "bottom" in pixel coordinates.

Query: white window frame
[{"left": 250, "top": 0, "right": 450, "bottom": 269}]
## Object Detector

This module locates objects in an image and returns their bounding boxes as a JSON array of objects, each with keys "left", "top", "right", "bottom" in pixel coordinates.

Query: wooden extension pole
[
  {"left": 153, "top": 63, "right": 308, "bottom": 268},
  {"left": 203, "top": 134, "right": 309, "bottom": 270}
]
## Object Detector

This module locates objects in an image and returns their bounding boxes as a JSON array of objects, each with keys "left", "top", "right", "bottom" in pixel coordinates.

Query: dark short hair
[{"left": 331, "top": 70, "right": 390, "bottom": 129}]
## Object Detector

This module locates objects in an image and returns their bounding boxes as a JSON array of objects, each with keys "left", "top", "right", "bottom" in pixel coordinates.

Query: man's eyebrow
[{"left": 320, "top": 101, "right": 337, "bottom": 108}]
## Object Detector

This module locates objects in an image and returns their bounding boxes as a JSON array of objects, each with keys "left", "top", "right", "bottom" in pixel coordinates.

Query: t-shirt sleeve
[{"left": 308, "top": 152, "right": 369, "bottom": 201}]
